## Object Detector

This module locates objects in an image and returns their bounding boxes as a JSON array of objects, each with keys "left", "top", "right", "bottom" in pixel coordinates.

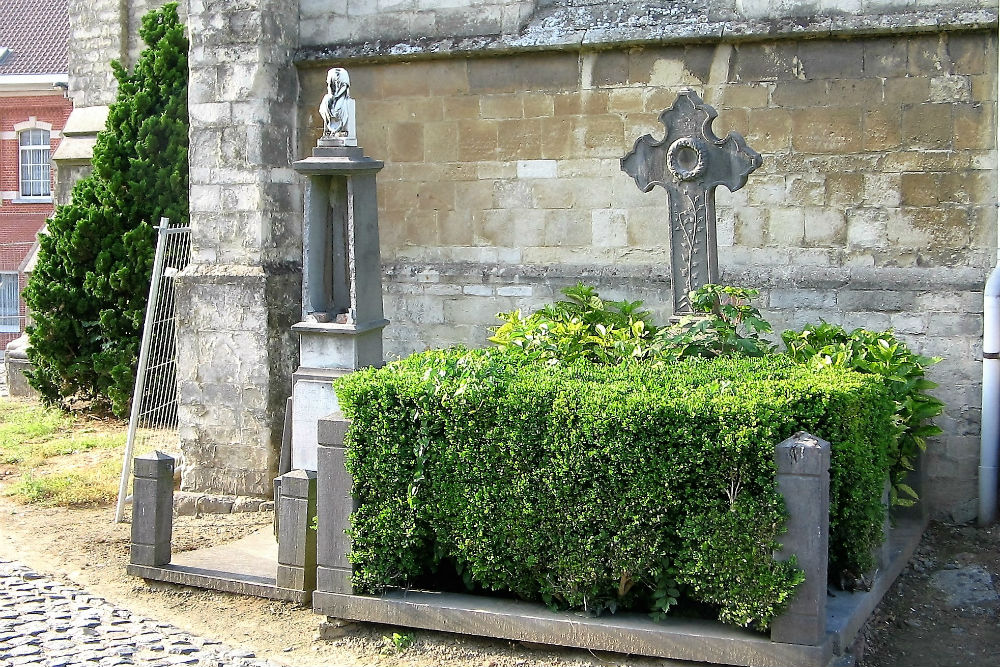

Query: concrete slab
[
  {"left": 126, "top": 529, "right": 310, "bottom": 604},
  {"left": 929, "top": 566, "right": 1000, "bottom": 607}
]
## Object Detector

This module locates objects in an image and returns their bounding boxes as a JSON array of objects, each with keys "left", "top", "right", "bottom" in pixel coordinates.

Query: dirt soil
[
  {"left": 0, "top": 497, "right": 997, "bottom": 667},
  {"left": 857, "top": 521, "right": 1000, "bottom": 667}
]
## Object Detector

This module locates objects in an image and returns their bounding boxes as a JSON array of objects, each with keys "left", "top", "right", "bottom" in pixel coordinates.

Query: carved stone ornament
[{"left": 621, "top": 89, "right": 761, "bottom": 314}]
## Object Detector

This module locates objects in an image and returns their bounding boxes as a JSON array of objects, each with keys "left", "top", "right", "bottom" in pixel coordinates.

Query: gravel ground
[{"left": 1, "top": 559, "right": 282, "bottom": 667}]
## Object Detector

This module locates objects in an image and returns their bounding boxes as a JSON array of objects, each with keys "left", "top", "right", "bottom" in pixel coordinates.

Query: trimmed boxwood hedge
[{"left": 335, "top": 348, "right": 894, "bottom": 629}]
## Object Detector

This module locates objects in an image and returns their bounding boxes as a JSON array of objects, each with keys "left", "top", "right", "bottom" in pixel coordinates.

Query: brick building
[{"left": 0, "top": 0, "right": 72, "bottom": 349}]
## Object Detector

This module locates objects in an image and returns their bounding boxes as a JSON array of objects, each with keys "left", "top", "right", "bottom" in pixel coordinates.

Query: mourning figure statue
[{"left": 320, "top": 67, "right": 352, "bottom": 137}]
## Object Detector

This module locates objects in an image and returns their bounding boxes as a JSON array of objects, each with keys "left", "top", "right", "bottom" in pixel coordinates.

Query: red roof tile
[{"left": 0, "top": 0, "right": 69, "bottom": 76}]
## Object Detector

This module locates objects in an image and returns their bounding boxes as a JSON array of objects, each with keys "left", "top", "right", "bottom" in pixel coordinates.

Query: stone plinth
[{"left": 288, "top": 145, "right": 388, "bottom": 472}]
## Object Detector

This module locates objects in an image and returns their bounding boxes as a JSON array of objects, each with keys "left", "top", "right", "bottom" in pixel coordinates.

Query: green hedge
[{"left": 335, "top": 348, "right": 894, "bottom": 629}]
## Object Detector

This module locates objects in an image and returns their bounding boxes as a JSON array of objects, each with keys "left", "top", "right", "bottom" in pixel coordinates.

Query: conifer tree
[{"left": 25, "top": 3, "right": 188, "bottom": 416}]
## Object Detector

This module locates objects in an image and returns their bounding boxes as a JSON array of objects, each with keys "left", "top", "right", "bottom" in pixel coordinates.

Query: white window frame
[
  {"left": 0, "top": 271, "right": 21, "bottom": 333},
  {"left": 14, "top": 119, "right": 53, "bottom": 201}
]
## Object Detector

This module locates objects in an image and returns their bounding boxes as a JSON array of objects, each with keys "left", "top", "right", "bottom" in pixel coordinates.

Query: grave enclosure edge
[{"left": 309, "top": 411, "right": 920, "bottom": 667}]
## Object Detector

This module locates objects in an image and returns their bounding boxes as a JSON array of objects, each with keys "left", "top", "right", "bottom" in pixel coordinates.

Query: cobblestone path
[{"left": 0, "top": 560, "right": 282, "bottom": 667}]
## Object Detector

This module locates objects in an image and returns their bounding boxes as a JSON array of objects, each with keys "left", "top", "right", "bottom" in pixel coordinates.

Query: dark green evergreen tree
[{"left": 25, "top": 3, "right": 188, "bottom": 416}]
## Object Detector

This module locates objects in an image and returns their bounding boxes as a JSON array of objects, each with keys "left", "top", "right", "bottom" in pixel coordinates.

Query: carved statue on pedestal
[{"left": 319, "top": 67, "right": 356, "bottom": 144}]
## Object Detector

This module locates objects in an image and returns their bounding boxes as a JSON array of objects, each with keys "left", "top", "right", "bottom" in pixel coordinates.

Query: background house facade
[
  {"left": 63, "top": 0, "right": 998, "bottom": 522},
  {"left": 0, "top": 0, "right": 72, "bottom": 350}
]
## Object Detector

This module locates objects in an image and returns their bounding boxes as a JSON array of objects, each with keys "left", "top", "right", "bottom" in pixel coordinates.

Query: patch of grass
[
  {"left": 9, "top": 460, "right": 121, "bottom": 506},
  {"left": 0, "top": 397, "right": 128, "bottom": 506},
  {"left": 4, "top": 433, "right": 125, "bottom": 468},
  {"left": 0, "top": 400, "right": 72, "bottom": 460}
]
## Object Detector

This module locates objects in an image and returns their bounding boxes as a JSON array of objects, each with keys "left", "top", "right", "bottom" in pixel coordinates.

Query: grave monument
[
  {"left": 621, "top": 89, "right": 762, "bottom": 314},
  {"left": 288, "top": 69, "right": 387, "bottom": 472}
]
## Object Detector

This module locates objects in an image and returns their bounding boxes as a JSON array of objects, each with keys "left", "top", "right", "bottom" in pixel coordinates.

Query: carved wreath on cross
[{"left": 665, "top": 137, "right": 709, "bottom": 182}]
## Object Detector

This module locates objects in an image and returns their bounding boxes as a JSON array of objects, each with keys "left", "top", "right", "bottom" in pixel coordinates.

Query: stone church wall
[
  {"left": 67, "top": 0, "right": 186, "bottom": 108},
  {"left": 62, "top": 0, "right": 999, "bottom": 520},
  {"left": 295, "top": 26, "right": 996, "bottom": 521}
]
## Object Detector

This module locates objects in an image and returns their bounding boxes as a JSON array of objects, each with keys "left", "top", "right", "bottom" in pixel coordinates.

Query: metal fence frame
[{"left": 115, "top": 218, "right": 191, "bottom": 523}]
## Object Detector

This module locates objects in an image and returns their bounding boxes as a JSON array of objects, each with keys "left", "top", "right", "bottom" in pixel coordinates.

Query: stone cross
[{"left": 621, "top": 89, "right": 761, "bottom": 314}]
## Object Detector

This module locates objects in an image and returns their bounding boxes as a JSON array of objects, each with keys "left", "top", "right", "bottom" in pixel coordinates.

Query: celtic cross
[{"left": 621, "top": 89, "right": 762, "bottom": 314}]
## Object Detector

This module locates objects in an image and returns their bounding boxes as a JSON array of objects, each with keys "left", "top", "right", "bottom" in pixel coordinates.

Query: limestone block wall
[
  {"left": 176, "top": 0, "right": 301, "bottom": 496},
  {"left": 297, "top": 28, "right": 997, "bottom": 521},
  {"left": 67, "top": 0, "right": 186, "bottom": 108}
]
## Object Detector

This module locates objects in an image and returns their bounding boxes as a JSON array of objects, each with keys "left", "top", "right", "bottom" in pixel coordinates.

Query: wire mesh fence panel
[{"left": 115, "top": 218, "right": 191, "bottom": 522}]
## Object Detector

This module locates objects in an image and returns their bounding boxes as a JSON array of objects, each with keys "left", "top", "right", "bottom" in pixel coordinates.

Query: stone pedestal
[
  {"left": 288, "top": 146, "right": 387, "bottom": 471},
  {"left": 3, "top": 335, "right": 37, "bottom": 398}
]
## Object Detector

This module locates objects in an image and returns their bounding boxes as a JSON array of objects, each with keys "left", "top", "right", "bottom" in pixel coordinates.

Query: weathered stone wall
[
  {"left": 298, "top": 0, "right": 995, "bottom": 58},
  {"left": 297, "top": 29, "right": 996, "bottom": 521},
  {"left": 67, "top": 0, "right": 186, "bottom": 108},
  {"left": 176, "top": 0, "right": 301, "bottom": 496},
  {"left": 299, "top": 0, "right": 535, "bottom": 45}
]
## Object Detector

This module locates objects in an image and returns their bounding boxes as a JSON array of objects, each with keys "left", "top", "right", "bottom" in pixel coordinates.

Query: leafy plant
[
  {"left": 24, "top": 3, "right": 188, "bottom": 416},
  {"left": 782, "top": 322, "right": 943, "bottom": 507},
  {"left": 647, "top": 557, "right": 682, "bottom": 621},
  {"left": 383, "top": 632, "right": 414, "bottom": 653},
  {"left": 490, "top": 282, "right": 660, "bottom": 365},
  {"left": 655, "top": 285, "right": 775, "bottom": 360},
  {"left": 491, "top": 284, "right": 775, "bottom": 367}
]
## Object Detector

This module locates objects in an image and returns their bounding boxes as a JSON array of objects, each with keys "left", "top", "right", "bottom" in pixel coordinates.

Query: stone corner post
[
  {"left": 771, "top": 431, "right": 830, "bottom": 646},
  {"left": 276, "top": 469, "right": 318, "bottom": 592},
  {"left": 314, "top": 411, "right": 355, "bottom": 597},
  {"left": 130, "top": 451, "right": 174, "bottom": 567}
]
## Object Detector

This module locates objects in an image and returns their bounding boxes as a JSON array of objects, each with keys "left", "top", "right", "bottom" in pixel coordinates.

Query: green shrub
[
  {"left": 491, "top": 283, "right": 774, "bottom": 367},
  {"left": 24, "top": 3, "right": 188, "bottom": 416},
  {"left": 335, "top": 348, "right": 894, "bottom": 629},
  {"left": 655, "top": 284, "right": 776, "bottom": 360},
  {"left": 490, "top": 283, "right": 659, "bottom": 365},
  {"left": 782, "top": 322, "right": 943, "bottom": 509}
]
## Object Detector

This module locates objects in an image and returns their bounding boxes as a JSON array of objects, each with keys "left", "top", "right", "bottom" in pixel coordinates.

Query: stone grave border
[
  {"left": 124, "top": 418, "right": 924, "bottom": 666},
  {"left": 309, "top": 413, "right": 926, "bottom": 667}
]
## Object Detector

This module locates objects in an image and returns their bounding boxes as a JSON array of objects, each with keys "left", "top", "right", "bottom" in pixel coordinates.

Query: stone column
[
  {"left": 315, "top": 412, "right": 355, "bottom": 595},
  {"left": 771, "top": 432, "right": 830, "bottom": 646},
  {"left": 175, "top": 0, "right": 302, "bottom": 496},
  {"left": 130, "top": 451, "right": 175, "bottom": 567}
]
